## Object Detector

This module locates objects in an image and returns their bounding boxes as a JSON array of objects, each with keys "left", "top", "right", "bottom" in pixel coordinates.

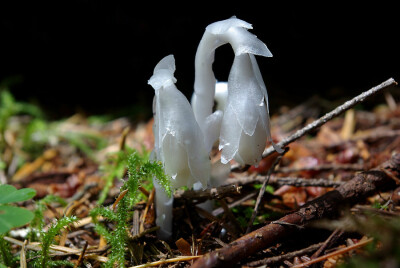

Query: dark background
[{"left": 1, "top": 2, "right": 399, "bottom": 119}]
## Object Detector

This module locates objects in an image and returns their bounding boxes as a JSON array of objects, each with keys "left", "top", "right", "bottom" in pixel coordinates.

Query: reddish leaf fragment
[
  {"left": 248, "top": 151, "right": 279, "bottom": 174},
  {"left": 176, "top": 237, "right": 192, "bottom": 256}
]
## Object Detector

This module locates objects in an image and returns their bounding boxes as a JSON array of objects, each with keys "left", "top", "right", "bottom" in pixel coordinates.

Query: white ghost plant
[
  {"left": 148, "top": 17, "right": 282, "bottom": 239},
  {"left": 148, "top": 55, "right": 211, "bottom": 239},
  {"left": 192, "top": 16, "right": 282, "bottom": 166}
]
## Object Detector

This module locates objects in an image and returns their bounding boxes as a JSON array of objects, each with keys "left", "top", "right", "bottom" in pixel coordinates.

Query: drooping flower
[
  {"left": 192, "top": 16, "right": 282, "bottom": 166},
  {"left": 191, "top": 17, "right": 255, "bottom": 152},
  {"left": 219, "top": 53, "right": 283, "bottom": 166},
  {"left": 148, "top": 54, "right": 210, "bottom": 239}
]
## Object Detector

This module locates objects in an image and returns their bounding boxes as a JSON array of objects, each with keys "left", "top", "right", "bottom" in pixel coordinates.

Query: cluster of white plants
[{"left": 148, "top": 16, "right": 282, "bottom": 239}]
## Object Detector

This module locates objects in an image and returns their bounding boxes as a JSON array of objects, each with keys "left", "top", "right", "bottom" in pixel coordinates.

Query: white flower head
[
  {"left": 149, "top": 55, "right": 211, "bottom": 189},
  {"left": 149, "top": 55, "right": 211, "bottom": 239},
  {"left": 192, "top": 17, "right": 281, "bottom": 166},
  {"left": 191, "top": 17, "right": 259, "bottom": 150},
  {"left": 216, "top": 19, "right": 282, "bottom": 165},
  {"left": 219, "top": 53, "right": 282, "bottom": 166}
]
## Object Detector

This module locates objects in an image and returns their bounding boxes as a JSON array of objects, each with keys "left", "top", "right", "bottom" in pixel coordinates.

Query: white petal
[
  {"left": 162, "top": 133, "right": 192, "bottom": 189},
  {"left": 153, "top": 54, "right": 176, "bottom": 73},
  {"left": 235, "top": 117, "right": 267, "bottom": 166},
  {"left": 249, "top": 54, "right": 270, "bottom": 111},
  {"left": 228, "top": 54, "right": 264, "bottom": 136},
  {"left": 206, "top": 16, "right": 252, "bottom": 34},
  {"left": 203, "top": 110, "right": 223, "bottom": 153},
  {"left": 148, "top": 55, "right": 177, "bottom": 90},
  {"left": 224, "top": 27, "right": 272, "bottom": 57},
  {"left": 219, "top": 103, "right": 241, "bottom": 164}
]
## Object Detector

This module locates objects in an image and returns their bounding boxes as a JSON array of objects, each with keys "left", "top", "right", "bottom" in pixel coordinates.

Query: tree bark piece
[{"left": 190, "top": 154, "right": 400, "bottom": 268}]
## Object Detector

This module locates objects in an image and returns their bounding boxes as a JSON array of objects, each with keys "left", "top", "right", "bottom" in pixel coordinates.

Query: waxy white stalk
[{"left": 149, "top": 55, "right": 211, "bottom": 239}]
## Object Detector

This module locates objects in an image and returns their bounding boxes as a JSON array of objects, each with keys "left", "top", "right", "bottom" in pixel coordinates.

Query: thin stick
[
  {"left": 20, "top": 240, "right": 28, "bottom": 268},
  {"left": 277, "top": 163, "right": 364, "bottom": 174},
  {"left": 246, "top": 150, "right": 286, "bottom": 234},
  {"left": 129, "top": 255, "right": 202, "bottom": 268},
  {"left": 291, "top": 237, "right": 373, "bottom": 268},
  {"left": 119, "top": 126, "right": 130, "bottom": 151},
  {"left": 112, "top": 189, "right": 129, "bottom": 211},
  {"left": 3, "top": 236, "right": 108, "bottom": 263},
  {"left": 261, "top": 78, "right": 397, "bottom": 160},
  {"left": 226, "top": 175, "right": 344, "bottom": 188},
  {"left": 220, "top": 198, "right": 243, "bottom": 236},
  {"left": 245, "top": 241, "right": 324, "bottom": 267},
  {"left": 212, "top": 191, "right": 258, "bottom": 217},
  {"left": 74, "top": 241, "right": 88, "bottom": 268},
  {"left": 311, "top": 228, "right": 344, "bottom": 259},
  {"left": 140, "top": 187, "right": 155, "bottom": 233}
]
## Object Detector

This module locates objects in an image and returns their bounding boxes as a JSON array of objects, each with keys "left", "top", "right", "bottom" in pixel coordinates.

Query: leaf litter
[{"left": 0, "top": 80, "right": 400, "bottom": 267}]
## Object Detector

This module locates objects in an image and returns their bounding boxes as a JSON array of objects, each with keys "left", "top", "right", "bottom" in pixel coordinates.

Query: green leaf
[
  {"left": 0, "top": 185, "right": 36, "bottom": 204},
  {"left": 0, "top": 205, "right": 34, "bottom": 234}
]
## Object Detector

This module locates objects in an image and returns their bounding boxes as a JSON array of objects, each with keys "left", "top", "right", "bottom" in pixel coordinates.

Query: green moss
[
  {"left": 91, "top": 150, "right": 171, "bottom": 268},
  {"left": 30, "top": 215, "right": 78, "bottom": 268},
  {"left": 29, "top": 195, "right": 67, "bottom": 241},
  {"left": 0, "top": 235, "right": 14, "bottom": 267}
]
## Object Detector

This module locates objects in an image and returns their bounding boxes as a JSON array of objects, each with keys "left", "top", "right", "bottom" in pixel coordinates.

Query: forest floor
[{"left": 1, "top": 78, "right": 400, "bottom": 268}]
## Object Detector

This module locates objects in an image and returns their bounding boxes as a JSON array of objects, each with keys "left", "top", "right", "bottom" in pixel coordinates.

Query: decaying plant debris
[{"left": 0, "top": 78, "right": 399, "bottom": 268}]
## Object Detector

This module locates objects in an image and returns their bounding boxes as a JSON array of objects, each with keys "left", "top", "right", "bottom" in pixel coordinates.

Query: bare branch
[
  {"left": 245, "top": 241, "right": 324, "bottom": 267},
  {"left": 246, "top": 150, "right": 286, "bottom": 234},
  {"left": 276, "top": 163, "right": 365, "bottom": 173},
  {"left": 261, "top": 78, "right": 397, "bottom": 160},
  {"left": 225, "top": 175, "right": 344, "bottom": 188}
]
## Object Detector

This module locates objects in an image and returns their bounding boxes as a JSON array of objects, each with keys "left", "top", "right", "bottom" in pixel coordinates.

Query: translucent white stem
[
  {"left": 149, "top": 55, "right": 211, "bottom": 239},
  {"left": 153, "top": 178, "right": 173, "bottom": 240}
]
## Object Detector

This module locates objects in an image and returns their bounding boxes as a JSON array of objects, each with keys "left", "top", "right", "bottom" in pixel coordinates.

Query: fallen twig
[
  {"left": 311, "top": 228, "right": 344, "bottom": 259},
  {"left": 129, "top": 255, "right": 202, "bottom": 268},
  {"left": 74, "top": 241, "right": 88, "bottom": 268},
  {"left": 246, "top": 150, "right": 286, "bottom": 233},
  {"left": 140, "top": 187, "right": 155, "bottom": 233},
  {"left": 3, "top": 236, "right": 109, "bottom": 263},
  {"left": 190, "top": 153, "right": 400, "bottom": 267},
  {"left": 276, "top": 163, "right": 365, "bottom": 174},
  {"left": 226, "top": 175, "right": 344, "bottom": 188},
  {"left": 245, "top": 241, "right": 324, "bottom": 267},
  {"left": 292, "top": 237, "right": 374, "bottom": 268},
  {"left": 231, "top": 78, "right": 397, "bottom": 173},
  {"left": 219, "top": 198, "right": 243, "bottom": 237},
  {"left": 212, "top": 191, "right": 258, "bottom": 217},
  {"left": 20, "top": 240, "right": 28, "bottom": 268}
]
